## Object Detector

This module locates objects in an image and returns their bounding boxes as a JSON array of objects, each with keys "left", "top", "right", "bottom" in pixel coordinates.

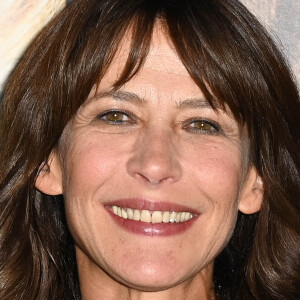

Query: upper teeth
[{"left": 111, "top": 206, "right": 194, "bottom": 223}]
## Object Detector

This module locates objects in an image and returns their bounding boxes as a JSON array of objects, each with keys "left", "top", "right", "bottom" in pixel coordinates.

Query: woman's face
[{"left": 38, "top": 28, "right": 261, "bottom": 292}]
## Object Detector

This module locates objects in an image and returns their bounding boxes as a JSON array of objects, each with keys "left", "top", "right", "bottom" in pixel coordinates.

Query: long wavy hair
[{"left": 0, "top": 0, "right": 299, "bottom": 299}]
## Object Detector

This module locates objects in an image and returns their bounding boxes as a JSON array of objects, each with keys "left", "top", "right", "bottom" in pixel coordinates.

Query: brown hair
[{"left": 0, "top": 0, "right": 299, "bottom": 299}]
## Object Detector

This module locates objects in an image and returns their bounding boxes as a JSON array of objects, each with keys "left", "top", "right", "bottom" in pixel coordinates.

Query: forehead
[
  {"left": 107, "top": 24, "right": 190, "bottom": 80},
  {"left": 91, "top": 24, "right": 205, "bottom": 104},
  {"left": 143, "top": 27, "right": 189, "bottom": 76}
]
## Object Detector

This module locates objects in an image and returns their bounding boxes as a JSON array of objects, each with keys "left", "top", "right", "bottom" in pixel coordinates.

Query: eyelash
[
  {"left": 96, "top": 110, "right": 222, "bottom": 134},
  {"left": 96, "top": 109, "right": 136, "bottom": 124},
  {"left": 182, "top": 118, "right": 222, "bottom": 135}
]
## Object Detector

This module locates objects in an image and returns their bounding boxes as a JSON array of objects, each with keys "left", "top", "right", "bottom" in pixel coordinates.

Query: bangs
[
  {"left": 75, "top": 0, "right": 278, "bottom": 128},
  {"left": 21, "top": 0, "right": 290, "bottom": 150}
]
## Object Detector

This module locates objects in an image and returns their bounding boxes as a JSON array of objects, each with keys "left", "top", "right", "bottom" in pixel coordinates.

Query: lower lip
[{"left": 106, "top": 208, "right": 198, "bottom": 237}]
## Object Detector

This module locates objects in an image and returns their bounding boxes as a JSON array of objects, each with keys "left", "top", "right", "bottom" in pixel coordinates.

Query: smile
[
  {"left": 111, "top": 205, "right": 194, "bottom": 223},
  {"left": 106, "top": 199, "right": 199, "bottom": 236}
]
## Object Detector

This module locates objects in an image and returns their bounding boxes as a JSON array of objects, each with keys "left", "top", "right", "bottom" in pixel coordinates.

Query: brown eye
[
  {"left": 184, "top": 119, "right": 220, "bottom": 134},
  {"left": 192, "top": 121, "right": 214, "bottom": 130},
  {"left": 97, "top": 110, "right": 133, "bottom": 124},
  {"left": 106, "top": 112, "right": 126, "bottom": 122}
]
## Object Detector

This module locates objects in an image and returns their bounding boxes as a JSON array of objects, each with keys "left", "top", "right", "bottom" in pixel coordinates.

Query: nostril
[
  {"left": 137, "top": 172, "right": 172, "bottom": 185},
  {"left": 138, "top": 173, "right": 160, "bottom": 184}
]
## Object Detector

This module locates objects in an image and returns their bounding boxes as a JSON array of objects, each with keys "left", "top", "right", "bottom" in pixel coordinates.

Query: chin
[
  {"left": 118, "top": 275, "right": 182, "bottom": 293},
  {"left": 110, "top": 261, "right": 193, "bottom": 292}
]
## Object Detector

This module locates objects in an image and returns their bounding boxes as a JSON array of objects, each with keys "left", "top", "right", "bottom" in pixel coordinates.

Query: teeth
[
  {"left": 140, "top": 210, "right": 151, "bottom": 223},
  {"left": 111, "top": 206, "right": 194, "bottom": 224},
  {"left": 185, "top": 212, "right": 192, "bottom": 221},
  {"left": 152, "top": 211, "right": 163, "bottom": 223},
  {"left": 180, "top": 212, "right": 186, "bottom": 222},
  {"left": 133, "top": 209, "right": 140, "bottom": 221},
  {"left": 127, "top": 208, "right": 134, "bottom": 220},
  {"left": 113, "top": 206, "right": 118, "bottom": 215},
  {"left": 175, "top": 212, "right": 182, "bottom": 223},
  {"left": 117, "top": 207, "right": 122, "bottom": 217},
  {"left": 162, "top": 211, "right": 170, "bottom": 223},
  {"left": 121, "top": 208, "right": 128, "bottom": 219},
  {"left": 169, "top": 211, "right": 177, "bottom": 223}
]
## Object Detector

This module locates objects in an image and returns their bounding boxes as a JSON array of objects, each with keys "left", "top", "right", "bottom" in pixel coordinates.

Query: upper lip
[{"left": 104, "top": 198, "right": 200, "bottom": 214}]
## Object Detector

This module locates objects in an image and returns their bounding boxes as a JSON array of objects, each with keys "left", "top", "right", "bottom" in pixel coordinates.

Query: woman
[{"left": 0, "top": 0, "right": 299, "bottom": 299}]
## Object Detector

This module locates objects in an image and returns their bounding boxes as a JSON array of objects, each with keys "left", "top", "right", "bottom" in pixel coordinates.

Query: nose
[{"left": 126, "top": 128, "right": 182, "bottom": 185}]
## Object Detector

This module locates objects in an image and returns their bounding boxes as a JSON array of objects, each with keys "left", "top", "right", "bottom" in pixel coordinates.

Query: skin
[{"left": 36, "top": 25, "right": 263, "bottom": 300}]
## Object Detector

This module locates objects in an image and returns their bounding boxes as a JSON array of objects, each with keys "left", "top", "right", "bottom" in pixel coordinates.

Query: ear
[
  {"left": 238, "top": 166, "right": 264, "bottom": 214},
  {"left": 35, "top": 152, "right": 63, "bottom": 195}
]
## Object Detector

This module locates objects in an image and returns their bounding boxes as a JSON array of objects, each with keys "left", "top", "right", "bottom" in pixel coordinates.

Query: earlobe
[
  {"left": 238, "top": 167, "right": 264, "bottom": 214},
  {"left": 35, "top": 152, "right": 63, "bottom": 195}
]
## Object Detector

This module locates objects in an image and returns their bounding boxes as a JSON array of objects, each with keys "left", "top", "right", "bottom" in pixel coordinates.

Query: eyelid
[
  {"left": 182, "top": 118, "right": 223, "bottom": 134},
  {"left": 96, "top": 109, "right": 137, "bottom": 122}
]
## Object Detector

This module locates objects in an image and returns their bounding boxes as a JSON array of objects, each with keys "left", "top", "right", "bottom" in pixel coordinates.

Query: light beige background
[
  {"left": 240, "top": 0, "right": 300, "bottom": 87},
  {"left": 0, "top": 0, "right": 299, "bottom": 93},
  {"left": 0, "top": 0, "right": 65, "bottom": 93}
]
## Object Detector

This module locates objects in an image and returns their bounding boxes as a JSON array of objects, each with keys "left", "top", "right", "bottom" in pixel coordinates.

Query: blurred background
[
  {"left": 0, "top": 0, "right": 299, "bottom": 96},
  {"left": 0, "top": 0, "right": 65, "bottom": 94}
]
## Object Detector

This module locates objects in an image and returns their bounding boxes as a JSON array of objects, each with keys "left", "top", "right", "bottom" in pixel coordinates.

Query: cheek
[
  {"left": 62, "top": 135, "right": 125, "bottom": 195},
  {"left": 60, "top": 133, "right": 132, "bottom": 249},
  {"left": 185, "top": 143, "right": 243, "bottom": 246},
  {"left": 186, "top": 141, "right": 243, "bottom": 199}
]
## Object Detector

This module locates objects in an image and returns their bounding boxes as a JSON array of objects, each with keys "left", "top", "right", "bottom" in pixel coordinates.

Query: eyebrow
[
  {"left": 90, "top": 90, "right": 146, "bottom": 105},
  {"left": 176, "top": 98, "right": 215, "bottom": 110},
  {"left": 89, "top": 90, "right": 220, "bottom": 110}
]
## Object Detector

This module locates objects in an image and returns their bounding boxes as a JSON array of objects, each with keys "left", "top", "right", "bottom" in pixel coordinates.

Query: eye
[
  {"left": 96, "top": 110, "right": 135, "bottom": 124},
  {"left": 183, "top": 119, "right": 221, "bottom": 134}
]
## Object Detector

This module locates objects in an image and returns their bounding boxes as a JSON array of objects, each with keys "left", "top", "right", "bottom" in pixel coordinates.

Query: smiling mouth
[
  {"left": 106, "top": 200, "right": 198, "bottom": 236},
  {"left": 111, "top": 205, "right": 194, "bottom": 224}
]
